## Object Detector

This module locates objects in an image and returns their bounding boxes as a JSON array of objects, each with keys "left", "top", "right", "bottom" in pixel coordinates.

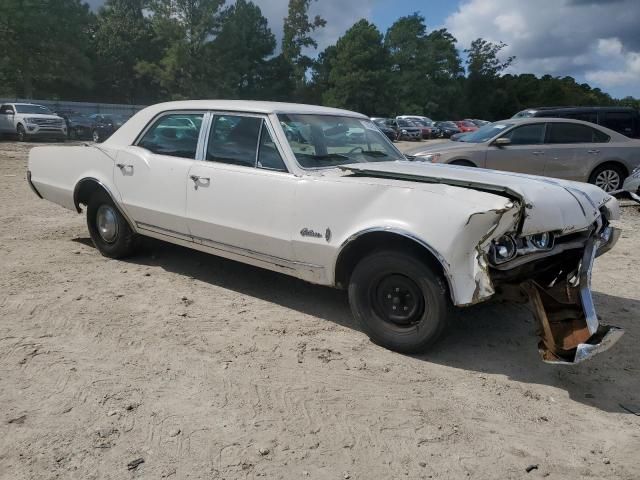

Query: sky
[{"left": 85, "top": 0, "right": 640, "bottom": 98}]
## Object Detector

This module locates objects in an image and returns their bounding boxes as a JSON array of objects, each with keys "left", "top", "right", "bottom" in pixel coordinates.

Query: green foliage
[
  {"left": 93, "top": 0, "right": 157, "bottom": 103},
  {"left": 209, "top": 0, "right": 276, "bottom": 99},
  {"left": 322, "top": 20, "right": 392, "bottom": 116},
  {"left": 0, "top": 0, "right": 637, "bottom": 117},
  {"left": 0, "top": 0, "right": 94, "bottom": 99},
  {"left": 281, "top": 0, "right": 326, "bottom": 97}
]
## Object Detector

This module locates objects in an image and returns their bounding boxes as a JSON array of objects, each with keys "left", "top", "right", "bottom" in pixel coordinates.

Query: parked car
[
  {"left": 0, "top": 103, "right": 66, "bottom": 141},
  {"left": 397, "top": 115, "right": 434, "bottom": 125},
  {"left": 512, "top": 106, "right": 640, "bottom": 139},
  {"left": 371, "top": 118, "right": 397, "bottom": 141},
  {"left": 27, "top": 100, "right": 624, "bottom": 364},
  {"left": 60, "top": 113, "right": 94, "bottom": 140},
  {"left": 433, "top": 121, "right": 461, "bottom": 138},
  {"left": 89, "top": 113, "right": 130, "bottom": 143},
  {"left": 372, "top": 118, "right": 421, "bottom": 141},
  {"left": 454, "top": 120, "right": 479, "bottom": 133},
  {"left": 621, "top": 167, "right": 640, "bottom": 198},
  {"left": 463, "top": 119, "right": 490, "bottom": 127},
  {"left": 395, "top": 119, "right": 423, "bottom": 141},
  {"left": 407, "top": 118, "right": 640, "bottom": 192}
]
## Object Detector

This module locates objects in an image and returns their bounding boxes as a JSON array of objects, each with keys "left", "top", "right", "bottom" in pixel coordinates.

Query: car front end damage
[
  {"left": 490, "top": 204, "right": 623, "bottom": 364},
  {"left": 339, "top": 161, "right": 626, "bottom": 364}
]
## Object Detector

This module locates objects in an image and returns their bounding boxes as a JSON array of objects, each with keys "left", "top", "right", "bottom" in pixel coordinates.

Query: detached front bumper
[{"left": 522, "top": 233, "right": 624, "bottom": 364}]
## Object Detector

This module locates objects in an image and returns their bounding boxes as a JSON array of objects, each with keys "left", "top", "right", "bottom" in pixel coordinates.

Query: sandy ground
[{"left": 1, "top": 140, "right": 639, "bottom": 480}]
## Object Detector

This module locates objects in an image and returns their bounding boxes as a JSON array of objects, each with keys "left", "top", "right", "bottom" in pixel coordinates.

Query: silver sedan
[{"left": 407, "top": 118, "right": 640, "bottom": 192}]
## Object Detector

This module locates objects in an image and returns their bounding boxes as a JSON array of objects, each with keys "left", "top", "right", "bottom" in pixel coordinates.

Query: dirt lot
[{"left": 1, "top": 140, "right": 639, "bottom": 480}]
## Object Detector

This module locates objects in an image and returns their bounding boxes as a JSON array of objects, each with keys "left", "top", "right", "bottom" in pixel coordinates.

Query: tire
[
  {"left": 589, "top": 164, "right": 625, "bottom": 193},
  {"left": 450, "top": 160, "right": 476, "bottom": 167},
  {"left": 92, "top": 129, "right": 101, "bottom": 143},
  {"left": 86, "top": 190, "right": 135, "bottom": 259},
  {"left": 348, "top": 250, "right": 449, "bottom": 354},
  {"left": 17, "top": 124, "right": 27, "bottom": 142}
]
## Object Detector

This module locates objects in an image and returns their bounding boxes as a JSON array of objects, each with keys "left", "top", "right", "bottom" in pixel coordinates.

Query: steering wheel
[{"left": 348, "top": 146, "right": 364, "bottom": 154}]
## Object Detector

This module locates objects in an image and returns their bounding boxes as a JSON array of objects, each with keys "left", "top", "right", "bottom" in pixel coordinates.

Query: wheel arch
[
  {"left": 73, "top": 177, "right": 135, "bottom": 231},
  {"left": 448, "top": 159, "right": 477, "bottom": 167},
  {"left": 334, "top": 228, "right": 455, "bottom": 303},
  {"left": 589, "top": 160, "right": 629, "bottom": 180}
]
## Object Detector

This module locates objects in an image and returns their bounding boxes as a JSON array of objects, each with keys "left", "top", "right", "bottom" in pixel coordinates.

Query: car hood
[
  {"left": 339, "top": 161, "right": 611, "bottom": 235},
  {"left": 22, "top": 114, "right": 64, "bottom": 121}
]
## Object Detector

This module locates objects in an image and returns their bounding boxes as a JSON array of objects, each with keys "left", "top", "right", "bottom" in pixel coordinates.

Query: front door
[
  {"left": 186, "top": 114, "right": 296, "bottom": 264},
  {"left": 113, "top": 112, "right": 205, "bottom": 237},
  {"left": 0, "top": 105, "right": 15, "bottom": 133},
  {"left": 485, "top": 122, "right": 548, "bottom": 175}
]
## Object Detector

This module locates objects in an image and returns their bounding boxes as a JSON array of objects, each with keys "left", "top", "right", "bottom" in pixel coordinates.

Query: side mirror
[{"left": 493, "top": 137, "right": 511, "bottom": 147}]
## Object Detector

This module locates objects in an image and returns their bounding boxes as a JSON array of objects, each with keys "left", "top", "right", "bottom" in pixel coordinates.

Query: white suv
[{"left": 0, "top": 103, "right": 66, "bottom": 141}]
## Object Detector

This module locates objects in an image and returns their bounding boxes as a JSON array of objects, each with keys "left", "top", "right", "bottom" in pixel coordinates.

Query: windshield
[
  {"left": 396, "top": 119, "right": 415, "bottom": 127},
  {"left": 457, "top": 122, "right": 515, "bottom": 143},
  {"left": 15, "top": 104, "right": 54, "bottom": 115},
  {"left": 278, "top": 114, "right": 405, "bottom": 169},
  {"left": 438, "top": 121, "right": 458, "bottom": 128},
  {"left": 512, "top": 110, "right": 535, "bottom": 118}
]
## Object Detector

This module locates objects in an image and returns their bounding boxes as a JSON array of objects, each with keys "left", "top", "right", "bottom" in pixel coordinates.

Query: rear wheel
[
  {"left": 348, "top": 251, "right": 449, "bottom": 354},
  {"left": 86, "top": 190, "right": 135, "bottom": 258},
  {"left": 589, "top": 164, "right": 625, "bottom": 192}
]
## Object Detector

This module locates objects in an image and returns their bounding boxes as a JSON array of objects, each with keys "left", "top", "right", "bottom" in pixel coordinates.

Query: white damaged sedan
[{"left": 28, "top": 101, "right": 624, "bottom": 364}]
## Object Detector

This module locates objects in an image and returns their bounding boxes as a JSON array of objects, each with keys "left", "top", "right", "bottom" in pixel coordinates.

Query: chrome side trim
[
  {"left": 73, "top": 177, "right": 137, "bottom": 232},
  {"left": 337, "top": 227, "right": 456, "bottom": 303},
  {"left": 579, "top": 235, "right": 600, "bottom": 335},
  {"left": 135, "top": 221, "right": 324, "bottom": 273}
]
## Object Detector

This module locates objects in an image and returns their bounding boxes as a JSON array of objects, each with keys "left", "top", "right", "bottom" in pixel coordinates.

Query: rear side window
[
  {"left": 546, "top": 123, "right": 608, "bottom": 144},
  {"left": 207, "top": 115, "right": 261, "bottom": 167},
  {"left": 138, "top": 113, "right": 204, "bottom": 159},
  {"left": 503, "top": 124, "right": 545, "bottom": 145},
  {"left": 257, "top": 125, "right": 287, "bottom": 172},
  {"left": 600, "top": 112, "right": 634, "bottom": 136}
]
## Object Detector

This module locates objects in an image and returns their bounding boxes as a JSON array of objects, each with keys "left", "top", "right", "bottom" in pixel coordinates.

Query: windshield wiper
[
  {"left": 309, "top": 153, "right": 350, "bottom": 161},
  {"left": 358, "top": 150, "right": 389, "bottom": 158}
]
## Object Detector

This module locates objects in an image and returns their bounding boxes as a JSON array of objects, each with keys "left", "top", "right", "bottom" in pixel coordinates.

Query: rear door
[
  {"left": 114, "top": 111, "right": 206, "bottom": 237},
  {"left": 543, "top": 122, "right": 609, "bottom": 181},
  {"left": 485, "top": 123, "right": 548, "bottom": 175},
  {"left": 185, "top": 113, "right": 296, "bottom": 263}
]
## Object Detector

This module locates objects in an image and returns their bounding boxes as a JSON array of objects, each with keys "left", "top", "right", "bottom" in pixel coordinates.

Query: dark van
[{"left": 512, "top": 106, "right": 640, "bottom": 138}]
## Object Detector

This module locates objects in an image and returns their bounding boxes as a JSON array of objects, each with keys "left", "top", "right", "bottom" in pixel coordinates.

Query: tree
[
  {"left": 209, "top": 0, "right": 276, "bottom": 99},
  {"left": 93, "top": 0, "right": 158, "bottom": 103},
  {"left": 281, "top": 0, "right": 326, "bottom": 98},
  {"left": 464, "top": 38, "right": 515, "bottom": 118},
  {"left": 322, "top": 20, "right": 392, "bottom": 116},
  {"left": 0, "top": 0, "right": 94, "bottom": 99},
  {"left": 384, "top": 14, "right": 463, "bottom": 118},
  {"left": 137, "top": 0, "right": 225, "bottom": 99}
]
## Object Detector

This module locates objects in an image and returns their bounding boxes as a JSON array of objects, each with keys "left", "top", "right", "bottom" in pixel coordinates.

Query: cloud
[{"left": 445, "top": 0, "right": 640, "bottom": 97}]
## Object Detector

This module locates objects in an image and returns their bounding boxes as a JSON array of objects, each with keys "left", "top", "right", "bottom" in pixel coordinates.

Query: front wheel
[
  {"left": 589, "top": 164, "right": 625, "bottom": 192},
  {"left": 17, "top": 124, "right": 27, "bottom": 142},
  {"left": 348, "top": 251, "right": 449, "bottom": 354},
  {"left": 86, "top": 190, "right": 136, "bottom": 258}
]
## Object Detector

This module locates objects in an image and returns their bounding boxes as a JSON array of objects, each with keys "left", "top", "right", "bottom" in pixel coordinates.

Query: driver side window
[
  {"left": 0, "top": 105, "right": 14, "bottom": 114},
  {"left": 503, "top": 124, "right": 545, "bottom": 145}
]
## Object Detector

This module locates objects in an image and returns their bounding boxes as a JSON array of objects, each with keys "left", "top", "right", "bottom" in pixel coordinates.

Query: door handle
[
  {"left": 532, "top": 151, "right": 545, "bottom": 156},
  {"left": 116, "top": 163, "right": 133, "bottom": 173},
  {"left": 190, "top": 175, "right": 210, "bottom": 189},
  {"left": 587, "top": 149, "right": 600, "bottom": 154}
]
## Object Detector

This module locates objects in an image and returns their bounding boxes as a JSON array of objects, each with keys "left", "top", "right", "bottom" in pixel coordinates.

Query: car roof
[
  {"left": 140, "top": 100, "right": 368, "bottom": 118},
  {"left": 526, "top": 106, "right": 637, "bottom": 113}
]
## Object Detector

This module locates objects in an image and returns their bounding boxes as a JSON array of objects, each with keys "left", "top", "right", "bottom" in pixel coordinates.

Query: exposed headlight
[
  {"left": 529, "top": 232, "right": 553, "bottom": 250},
  {"left": 401, "top": 129, "right": 408, "bottom": 134},
  {"left": 416, "top": 153, "right": 441, "bottom": 163},
  {"left": 490, "top": 235, "right": 517, "bottom": 264}
]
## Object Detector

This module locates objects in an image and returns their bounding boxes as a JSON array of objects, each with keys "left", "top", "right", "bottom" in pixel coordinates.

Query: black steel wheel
[{"left": 348, "top": 250, "right": 449, "bottom": 353}]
